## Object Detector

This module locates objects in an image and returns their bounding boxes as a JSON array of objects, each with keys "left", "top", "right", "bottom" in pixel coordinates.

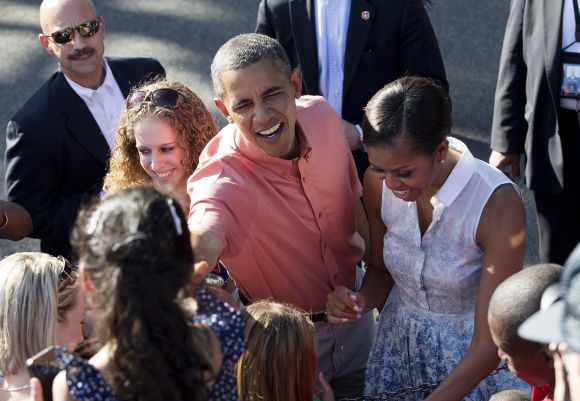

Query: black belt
[{"left": 238, "top": 291, "right": 328, "bottom": 323}]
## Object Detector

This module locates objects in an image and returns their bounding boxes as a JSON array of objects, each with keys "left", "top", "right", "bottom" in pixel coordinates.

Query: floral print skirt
[{"left": 364, "top": 288, "right": 530, "bottom": 401}]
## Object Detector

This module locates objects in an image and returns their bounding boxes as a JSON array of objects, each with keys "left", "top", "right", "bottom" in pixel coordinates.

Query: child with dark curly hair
[{"left": 52, "top": 187, "right": 245, "bottom": 401}]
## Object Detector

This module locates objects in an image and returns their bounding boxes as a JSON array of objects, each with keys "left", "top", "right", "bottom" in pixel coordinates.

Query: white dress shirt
[
  {"left": 65, "top": 60, "right": 125, "bottom": 149},
  {"left": 314, "top": 0, "right": 351, "bottom": 118}
]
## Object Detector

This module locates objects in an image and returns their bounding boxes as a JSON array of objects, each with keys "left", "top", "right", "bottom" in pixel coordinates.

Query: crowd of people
[{"left": 1, "top": 0, "right": 579, "bottom": 400}]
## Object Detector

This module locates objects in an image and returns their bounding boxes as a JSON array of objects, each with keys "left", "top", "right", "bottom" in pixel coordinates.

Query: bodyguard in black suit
[
  {"left": 4, "top": 0, "right": 165, "bottom": 259},
  {"left": 490, "top": 0, "right": 580, "bottom": 264},
  {"left": 256, "top": 0, "right": 447, "bottom": 180}
]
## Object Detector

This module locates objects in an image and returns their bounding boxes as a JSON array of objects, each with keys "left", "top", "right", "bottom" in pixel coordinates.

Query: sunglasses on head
[
  {"left": 56, "top": 256, "right": 78, "bottom": 287},
  {"left": 126, "top": 88, "right": 181, "bottom": 110},
  {"left": 44, "top": 17, "right": 103, "bottom": 45}
]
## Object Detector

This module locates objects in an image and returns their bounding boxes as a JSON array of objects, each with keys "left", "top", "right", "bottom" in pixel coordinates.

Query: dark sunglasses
[
  {"left": 56, "top": 256, "right": 78, "bottom": 287},
  {"left": 126, "top": 88, "right": 181, "bottom": 110},
  {"left": 44, "top": 17, "right": 103, "bottom": 45}
]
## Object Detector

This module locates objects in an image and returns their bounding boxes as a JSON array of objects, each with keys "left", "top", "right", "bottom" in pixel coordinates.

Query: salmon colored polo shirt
[{"left": 187, "top": 96, "right": 364, "bottom": 312}]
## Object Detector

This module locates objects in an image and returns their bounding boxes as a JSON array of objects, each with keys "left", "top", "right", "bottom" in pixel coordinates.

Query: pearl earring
[{"left": 440, "top": 160, "right": 445, "bottom": 164}]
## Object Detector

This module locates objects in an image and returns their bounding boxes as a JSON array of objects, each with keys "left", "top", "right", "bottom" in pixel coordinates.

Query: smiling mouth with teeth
[
  {"left": 155, "top": 171, "right": 172, "bottom": 178},
  {"left": 257, "top": 123, "right": 281, "bottom": 138},
  {"left": 392, "top": 189, "right": 410, "bottom": 198}
]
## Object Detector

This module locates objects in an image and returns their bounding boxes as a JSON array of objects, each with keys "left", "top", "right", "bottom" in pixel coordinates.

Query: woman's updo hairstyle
[{"left": 362, "top": 76, "right": 452, "bottom": 155}]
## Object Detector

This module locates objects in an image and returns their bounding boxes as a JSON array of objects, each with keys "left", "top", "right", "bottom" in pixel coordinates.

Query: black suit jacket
[
  {"left": 256, "top": 0, "right": 447, "bottom": 181},
  {"left": 491, "top": 0, "right": 564, "bottom": 194},
  {"left": 256, "top": 0, "right": 447, "bottom": 125},
  {"left": 5, "top": 56, "right": 165, "bottom": 258}
]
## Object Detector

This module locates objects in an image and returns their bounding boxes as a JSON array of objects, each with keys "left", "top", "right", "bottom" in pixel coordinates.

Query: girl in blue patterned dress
[
  {"left": 51, "top": 187, "right": 245, "bottom": 401},
  {"left": 326, "top": 77, "right": 529, "bottom": 401}
]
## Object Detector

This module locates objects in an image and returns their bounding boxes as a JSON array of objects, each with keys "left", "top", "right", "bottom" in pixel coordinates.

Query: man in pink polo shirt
[{"left": 187, "top": 33, "right": 375, "bottom": 398}]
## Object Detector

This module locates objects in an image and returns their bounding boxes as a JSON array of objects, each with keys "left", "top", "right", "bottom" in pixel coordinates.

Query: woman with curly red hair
[{"left": 103, "top": 80, "right": 217, "bottom": 211}]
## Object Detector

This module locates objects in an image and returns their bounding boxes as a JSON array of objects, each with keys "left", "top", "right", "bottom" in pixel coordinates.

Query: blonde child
[{"left": 236, "top": 301, "right": 334, "bottom": 401}]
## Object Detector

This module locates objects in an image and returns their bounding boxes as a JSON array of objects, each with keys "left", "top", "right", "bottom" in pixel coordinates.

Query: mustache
[{"left": 68, "top": 47, "right": 95, "bottom": 60}]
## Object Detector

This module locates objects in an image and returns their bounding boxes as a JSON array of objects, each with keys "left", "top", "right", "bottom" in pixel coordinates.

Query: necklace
[{"left": 0, "top": 384, "right": 31, "bottom": 392}]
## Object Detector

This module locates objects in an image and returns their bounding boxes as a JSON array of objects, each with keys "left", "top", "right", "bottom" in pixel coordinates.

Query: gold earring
[{"left": 227, "top": 116, "right": 234, "bottom": 124}]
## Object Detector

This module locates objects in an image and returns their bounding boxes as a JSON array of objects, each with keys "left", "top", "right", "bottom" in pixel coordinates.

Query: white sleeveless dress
[{"left": 364, "top": 138, "right": 529, "bottom": 400}]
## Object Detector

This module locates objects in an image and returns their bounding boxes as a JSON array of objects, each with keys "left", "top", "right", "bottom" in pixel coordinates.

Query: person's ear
[
  {"left": 435, "top": 139, "right": 449, "bottom": 163},
  {"left": 99, "top": 16, "right": 106, "bottom": 38},
  {"left": 290, "top": 67, "right": 303, "bottom": 99},
  {"left": 38, "top": 33, "right": 54, "bottom": 56},
  {"left": 214, "top": 98, "right": 231, "bottom": 120}
]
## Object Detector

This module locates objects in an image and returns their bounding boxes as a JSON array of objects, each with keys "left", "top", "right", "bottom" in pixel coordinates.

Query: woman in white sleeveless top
[{"left": 326, "top": 77, "right": 529, "bottom": 401}]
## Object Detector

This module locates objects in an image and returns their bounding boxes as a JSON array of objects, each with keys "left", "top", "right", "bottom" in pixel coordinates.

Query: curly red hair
[{"left": 103, "top": 80, "right": 217, "bottom": 193}]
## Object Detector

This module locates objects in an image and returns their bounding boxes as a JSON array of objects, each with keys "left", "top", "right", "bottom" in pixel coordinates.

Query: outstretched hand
[
  {"left": 192, "top": 260, "right": 210, "bottom": 285},
  {"left": 326, "top": 285, "right": 365, "bottom": 324}
]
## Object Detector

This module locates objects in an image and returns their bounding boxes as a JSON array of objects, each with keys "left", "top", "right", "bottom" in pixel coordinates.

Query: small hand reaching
[{"left": 326, "top": 285, "right": 365, "bottom": 324}]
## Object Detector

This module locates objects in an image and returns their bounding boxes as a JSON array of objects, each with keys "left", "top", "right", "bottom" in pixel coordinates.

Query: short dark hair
[
  {"left": 211, "top": 33, "right": 292, "bottom": 98},
  {"left": 489, "top": 263, "right": 563, "bottom": 346},
  {"left": 362, "top": 76, "right": 452, "bottom": 155}
]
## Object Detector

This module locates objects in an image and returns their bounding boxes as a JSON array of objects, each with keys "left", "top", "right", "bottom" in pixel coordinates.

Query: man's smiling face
[{"left": 215, "top": 56, "right": 302, "bottom": 160}]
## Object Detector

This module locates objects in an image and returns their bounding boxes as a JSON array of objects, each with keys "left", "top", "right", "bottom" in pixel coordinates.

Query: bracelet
[{"left": 0, "top": 212, "right": 7, "bottom": 231}]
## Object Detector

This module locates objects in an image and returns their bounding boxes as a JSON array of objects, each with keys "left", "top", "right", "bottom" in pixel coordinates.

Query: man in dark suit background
[
  {"left": 256, "top": 0, "right": 447, "bottom": 181},
  {"left": 490, "top": 0, "right": 580, "bottom": 265},
  {"left": 4, "top": 0, "right": 165, "bottom": 259}
]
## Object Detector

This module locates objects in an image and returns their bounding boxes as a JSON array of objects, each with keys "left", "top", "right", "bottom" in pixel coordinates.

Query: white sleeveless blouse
[
  {"left": 365, "top": 137, "right": 528, "bottom": 399},
  {"left": 381, "top": 137, "right": 520, "bottom": 314}
]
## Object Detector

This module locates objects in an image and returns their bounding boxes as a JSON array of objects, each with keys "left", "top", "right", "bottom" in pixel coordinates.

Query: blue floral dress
[
  {"left": 364, "top": 138, "right": 529, "bottom": 400},
  {"left": 56, "top": 290, "right": 245, "bottom": 401}
]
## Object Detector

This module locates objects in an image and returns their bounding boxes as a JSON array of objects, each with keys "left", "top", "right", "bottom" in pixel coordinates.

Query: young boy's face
[{"left": 489, "top": 316, "right": 554, "bottom": 386}]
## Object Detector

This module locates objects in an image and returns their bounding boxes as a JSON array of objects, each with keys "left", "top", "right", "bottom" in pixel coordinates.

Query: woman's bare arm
[{"left": 425, "top": 184, "right": 526, "bottom": 401}]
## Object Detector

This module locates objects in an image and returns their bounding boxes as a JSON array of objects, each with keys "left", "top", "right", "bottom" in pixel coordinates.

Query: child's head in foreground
[
  {"left": 236, "top": 301, "right": 317, "bottom": 401},
  {"left": 488, "top": 263, "right": 562, "bottom": 386}
]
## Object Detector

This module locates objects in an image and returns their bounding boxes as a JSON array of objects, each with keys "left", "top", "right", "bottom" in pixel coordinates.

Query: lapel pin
[{"left": 361, "top": 10, "right": 370, "bottom": 20}]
